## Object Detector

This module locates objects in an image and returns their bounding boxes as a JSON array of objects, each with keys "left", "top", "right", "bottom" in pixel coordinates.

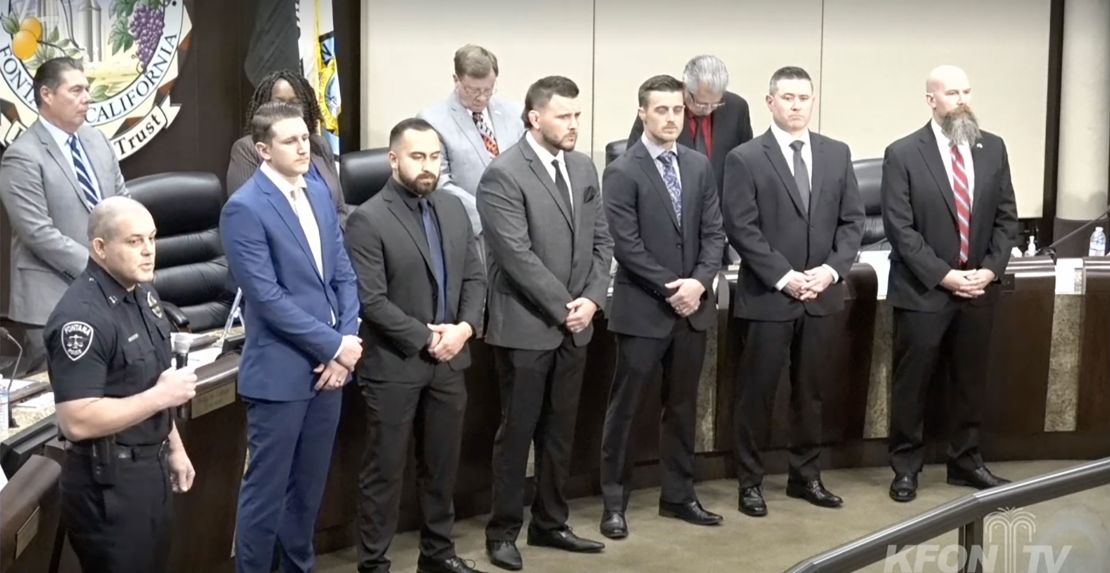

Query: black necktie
[
  {"left": 552, "top": 159, "right": 572, "bottom": 213},
  {"left": 789, "top": 140, "right": 810, "bottom": 213},
  {"left": 419, "top": 199, "right": 448, "bottom": 323}
]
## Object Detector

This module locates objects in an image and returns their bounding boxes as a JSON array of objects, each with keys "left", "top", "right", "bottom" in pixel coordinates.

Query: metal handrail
[{"left": 786, "top": 457, "right": 1110, "bottom": 573}]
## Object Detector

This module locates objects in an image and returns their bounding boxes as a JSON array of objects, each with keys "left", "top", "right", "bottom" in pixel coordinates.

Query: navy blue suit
[{"left": 220, "top": 168, "right": 359, "bottom": 573}]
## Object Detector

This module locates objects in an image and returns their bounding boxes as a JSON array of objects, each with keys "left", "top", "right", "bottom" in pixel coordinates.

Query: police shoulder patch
[{"left": 61, "top": 321, "right": 95, "bottom": 362}]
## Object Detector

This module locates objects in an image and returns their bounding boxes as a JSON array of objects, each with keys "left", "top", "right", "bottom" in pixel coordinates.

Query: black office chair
[
  {"left": 128, "top": 172, "right": 232, "bottom": 332},
  {"left": 605, "top": 140, "right": 628, "bottom": 166},
  {"left": 852, "top": 158, "right": 887, "bottom": 250},
  {"left": 339, "top": 147, "right": 391, "bottom": 207}
]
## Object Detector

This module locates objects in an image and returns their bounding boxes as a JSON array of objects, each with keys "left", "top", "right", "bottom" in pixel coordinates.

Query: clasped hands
[
  {"left": 314, "top": 334, "right": 362, "bottom": 391},
  {"left": 940, "top": 268, "right": 995, "bottom": 299},
  {"left": 664, "top": 278, "right": 706, "bottom": 317},
  {"left": 426, "top": 322, "right": 474, "bottom": 362},
  {"left": 782, "top": 267, "right": 836, "bottom": 301}
]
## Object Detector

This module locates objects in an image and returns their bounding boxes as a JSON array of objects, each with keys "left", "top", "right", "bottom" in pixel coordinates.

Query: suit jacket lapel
[
  {"left": 488, "top": 99, "right": 514, "bottom": 154},
  {"left": 259, "top": 172, "right": 321, "bottom": 277},
  {"left": 632, "top": 144, "right": 680, "bottom": 231},
  {"left": 384, "top": 183, "right": 436, "bottom": 277},
  {"left": 916, "top": 124, "right": 958, "bottom": 221},
  {"left": 448, "top": 94, "right": 490, "bottom": 165},
  {"left": 431, "top": 191, "right": 463, "bottom": 305},
  {"left": 519, "top": 140, "right": 574, "bottom": 229},
  {"left": 32, "top": 121, "right": 85, "bottom": 208},
  {"left": 759, "top": 130, "right": 808, "bottom": 220},
  {"left": 808, "top": 134, "right": 824, "bottom": 214},
  {"left": 303, "top": 184, "right": 331, "bottom": 280}
]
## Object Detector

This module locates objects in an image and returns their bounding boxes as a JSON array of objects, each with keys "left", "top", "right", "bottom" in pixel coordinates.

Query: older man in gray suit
[
  {"left": 479, "top": 76, "right": 613, "bottom": 571},
  {"left": 0, "top": 57, "right": 127, "bottom": 375},
  {"left": 418, "top": 44, "right": 525, "bottom": 236}
]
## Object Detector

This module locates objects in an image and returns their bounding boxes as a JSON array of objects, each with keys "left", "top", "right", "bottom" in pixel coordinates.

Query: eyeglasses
[
  {"left": 687, "top": 94, "right": 725, "bottom": 111},
  {"left": 460, "top": 85, "right": 497, "bottom": 98}
]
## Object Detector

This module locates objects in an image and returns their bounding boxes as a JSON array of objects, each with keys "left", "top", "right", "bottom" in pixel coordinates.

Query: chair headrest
[
  {"left": 127, "top": 172, "right": 225, "bottom": 235},
  {"left": 340, "top": 148, "right": 391, "bottom": 206},
  {"left": 605, "top": 140, "right": 628, "bottom": 166}
]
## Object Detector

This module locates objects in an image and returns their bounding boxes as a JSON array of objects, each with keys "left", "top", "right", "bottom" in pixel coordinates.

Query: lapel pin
[{"left": 975, "top": 142, "right": 983, "bottom": 149}]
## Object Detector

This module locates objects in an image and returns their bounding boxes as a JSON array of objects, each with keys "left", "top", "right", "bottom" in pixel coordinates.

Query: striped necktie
[
  {"left": 950, "top": 144, "right": 972, "bottom": 265},
  {"left": 67, "top": 135, "right": 100, "bottom": 210}
]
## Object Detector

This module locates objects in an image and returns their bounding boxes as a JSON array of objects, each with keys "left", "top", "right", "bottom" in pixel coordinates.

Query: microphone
[
  {"left": 0, "top": 327, "right": 22, "bottom": 433},
  {"left": 170, "top": 332, "right": 191, "bottom": 420},
  {"left": 1036, "top": 205, "right": 1110, "bottom": 263},
  {"left": 0, "top": 327, "right": 23, "bottom": 384}
]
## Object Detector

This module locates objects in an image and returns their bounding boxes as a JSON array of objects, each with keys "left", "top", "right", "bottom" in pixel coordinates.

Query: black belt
[{"left": 67, "top": 440, "right": 168, "bottom": 460}]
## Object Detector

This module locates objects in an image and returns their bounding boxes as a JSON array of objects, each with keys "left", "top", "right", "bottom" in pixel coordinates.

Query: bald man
[{"left": 881, "top": 65, "right": 1018, "bottom": 502}]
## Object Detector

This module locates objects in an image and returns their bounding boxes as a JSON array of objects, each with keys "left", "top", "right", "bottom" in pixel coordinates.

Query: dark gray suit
[
  {"left": 0, "top": 119, "right": 126, "bottom": 374},
  {"left": 478, "top": 134, "right": 613, "bottom": 541},
  {"left": 722, "top": 128, "right": 863, "bottom": 488},
  {"left": 600, "top": 140, "right": 724, "bottom": 512},
  {"left": 346, "top": 179, "right": 485, "bottom": 570}
]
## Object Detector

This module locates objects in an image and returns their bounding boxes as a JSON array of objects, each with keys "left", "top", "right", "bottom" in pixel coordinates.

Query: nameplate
[
  {"left": 190, "top": 381, "right": 237, "bottom": 419},
  {"left": 15, "top": 505, "right": 41, "bottom": 559}
]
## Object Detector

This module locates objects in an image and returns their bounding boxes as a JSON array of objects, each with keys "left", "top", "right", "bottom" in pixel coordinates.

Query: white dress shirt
[
  {"left": 930, "top": 119, "right": 975, "bottom": 207},
  {"left": 525, "top": 131, "right": 573, "bottom": 213},
  {"left": 40, "top": 117, "right": 103, "bottom": 199},
  {"left": 767, "top": 123, "right": 838, "bottom": 290},
  {"left": 260, "top": 162, "right": 324, "bottom": 278}
]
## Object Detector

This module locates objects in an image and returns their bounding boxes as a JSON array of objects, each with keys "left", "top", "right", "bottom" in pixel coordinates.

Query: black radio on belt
[{"left": 91, "top": 437, "right": 118, "bottom": 485}]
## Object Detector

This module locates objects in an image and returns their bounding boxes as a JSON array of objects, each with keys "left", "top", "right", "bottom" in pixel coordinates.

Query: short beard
[
  {"left": 401, "top": 172, "right": 438, "bottom": 196},
  {"left": 543, "top": 130, "right": 576, "bottom": 152},
  {"left": 941, "top": 107, "right": 981, "bottom": 146}
]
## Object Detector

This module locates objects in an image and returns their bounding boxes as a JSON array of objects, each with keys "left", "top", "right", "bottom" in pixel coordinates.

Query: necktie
[
  {"left": 419, "top": 198, "right": 449, "bottom": 323},
  {"left": 67, "top": 135, "right": 100, "bottom": 210},
  {"left": 551, "top": 159, "right": 572, "bottom": 214},
  {"left": 950, "top": 144, "right": 972, "bottom": 265},
  {"left": 658, "top": 151, "right": 682, "bottom": 224},
  {"left": 473, "top": 111, "right": 499, "bottom": 157},
  {"left": 289, "top": 188, "right": 323, "bottom": 277},
  {"left": 693, "top": 116, "right": 709, "bottom": 156},
  {"left": 789, "top": 140, "right": 810, "bottom": 214}
]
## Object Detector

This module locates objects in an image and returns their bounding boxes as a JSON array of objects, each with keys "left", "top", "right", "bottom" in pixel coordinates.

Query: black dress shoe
[
  {"left": 485, "top": 540, "right": 522, "bottom": 571},
  {"left": 889, "top": 474, "right": 918, "bottom": 502},
  {"left": 659, "top": 500, "right": 723, "bottom": 526},
  {"left": 418, "top": 554, "right": 487, "bottom": 573},
  {"left": 599, "top": 510, "right": 628, "bottom": 539},
  {"left": 786, "top": 480, "right": 843, "bottom": 508},
  {"left": 738, "top": 485, "right": 767, "bottom": 517},
  {"left": 947, "top": 465, "right": 1011, "bottom": 490},
  {"left": 526, "top": 525, "right": 605, "bottom": 553}
]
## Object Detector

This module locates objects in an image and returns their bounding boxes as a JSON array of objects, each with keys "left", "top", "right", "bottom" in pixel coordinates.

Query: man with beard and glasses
[
  {"left": 345, "top": 118, "right": 487, "bottom": 573},
  {"left": 882, "top": 65, "right": 1018, "bottom": 503},
  {"left": 478, "top": 76, "right": 613, "bottom": 571}
]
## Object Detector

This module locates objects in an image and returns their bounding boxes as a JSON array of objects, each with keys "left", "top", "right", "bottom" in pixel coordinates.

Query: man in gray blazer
[
  {"left": 418, "top": 44, "right": 525, "bottom": 235},
  {"left": 478, "top": 76, "right": 613, "bottom": 571},
  {"left": 0, "top": 57, "right": 127, "bottom": 375}
]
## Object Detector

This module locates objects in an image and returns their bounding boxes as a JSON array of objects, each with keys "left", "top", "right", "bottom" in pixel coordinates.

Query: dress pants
[
  {"left": 600, "top": 319, "right": 705, "bottom": 511},
  {"left": 61, "top": 449, "right": 172, "bottom": 573},
  {"left": 486, "top": 336, "right": 588, "bottom": 542},
  {"left": 356, "top": 364, "right": 467, "bottom": 573},
  {"left": 889, "top": 302, "right": 995, "bottom": 476},
  {"left": 733, "top": 314, "right": 833, "bottom": 489},
  {"left": 235, "top": 390, "right": 342, "bottom": 573}
]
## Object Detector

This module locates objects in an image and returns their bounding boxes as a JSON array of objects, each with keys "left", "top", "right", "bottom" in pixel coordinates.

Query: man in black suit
[
  {"left": 478, "top": 76, "right": 613, "bottom": 571},
  {"left": 722, "top": 66, "right": 863, "bottom": 518},
  {"left": 882, "top": 65, "right": 1018, "bottom": 503},
  {"left": 628, "top": 55, "right": 753, "bottom": 198},
  {"left": 346, "top": 118, "right": 487, "bottom": 573},
  {"left": 598, "top": 75, "right": 726, "bottom": 540}
]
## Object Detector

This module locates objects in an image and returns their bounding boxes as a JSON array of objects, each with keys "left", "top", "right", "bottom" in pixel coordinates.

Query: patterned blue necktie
[
  {"left": 658, "top": 151, "right": 682, "bottom": 224},
  {"left": 67, "top": 135, "right": 100, "bottom": 210},
  {"left": 419, "top": 198, "right": 449, "bottom": 323}
]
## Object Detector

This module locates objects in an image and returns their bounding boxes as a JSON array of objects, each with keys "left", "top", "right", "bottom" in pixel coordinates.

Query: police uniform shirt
[{"left": 44, "top": 259, "right": 174, "bottom": 446}]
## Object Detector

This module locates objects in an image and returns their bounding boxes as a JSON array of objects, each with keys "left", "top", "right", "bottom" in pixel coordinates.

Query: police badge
[
  {"left": 61, "top": 321, "right": 95, "bottom": 361},
  {"left": 147, "top": 291, "right": 164, "bottom": 319}
]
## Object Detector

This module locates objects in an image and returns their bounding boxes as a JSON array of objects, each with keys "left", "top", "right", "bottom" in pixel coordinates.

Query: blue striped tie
[{"left": 67, "top": 135, "right": 100, "bottom": 210}]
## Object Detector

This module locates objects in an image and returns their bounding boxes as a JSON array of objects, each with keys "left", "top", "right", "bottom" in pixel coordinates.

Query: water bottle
[
  {"left": 0, "top": 383, "right": 9, "bottom": 439},
  {"left": 1089, "top": 226, "right": 1107, "bottom": 257}
]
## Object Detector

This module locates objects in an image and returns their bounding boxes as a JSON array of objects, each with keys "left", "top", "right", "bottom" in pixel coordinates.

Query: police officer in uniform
[{"left": 44, "top": 196, "right": 199, "bottom": 573}]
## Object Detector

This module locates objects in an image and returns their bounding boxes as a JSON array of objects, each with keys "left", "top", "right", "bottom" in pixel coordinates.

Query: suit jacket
[
  {"left": 226, "top": 133, "right": 348, "bottom": 226},
  {"left": 722, "top": 129, "right": 864, "bottom": 321},
  {"left": 628, "top": 91, "right": 753, "bottom": 194},
  {"left": 603, "top": 141, "right": 725, "bottom": 338},
  {"left": 345, "top": 179, "right": 486, "bottom": 382},
  {"left": 477, "top": 135, "right": 614, "bottom": 351},
  {"left": 0, "top": 119, "right": 127, "bottom": 325},
  {"left": 220, "top": 169, "right": 359, "bottom": 401},
  {"left": 419, "top": 92, "right": 526, "bottom": 234},
  {"left": 881, "top": 123, "right": 1019, "bottom": 311}
]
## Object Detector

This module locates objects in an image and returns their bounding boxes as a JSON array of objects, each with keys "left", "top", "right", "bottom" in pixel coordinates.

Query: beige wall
[{"left": 361, "top": 0, "right": 1051, "bottom": 217}]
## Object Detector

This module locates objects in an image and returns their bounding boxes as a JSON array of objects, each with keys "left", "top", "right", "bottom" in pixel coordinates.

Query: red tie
[{"left": 950, "top": 144, "right": 971, "bottom": 265}]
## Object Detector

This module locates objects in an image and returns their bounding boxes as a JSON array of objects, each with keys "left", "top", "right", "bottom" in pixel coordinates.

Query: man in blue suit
[{"left": 220, "top": 101, "right": 363, "bottom": 573}]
